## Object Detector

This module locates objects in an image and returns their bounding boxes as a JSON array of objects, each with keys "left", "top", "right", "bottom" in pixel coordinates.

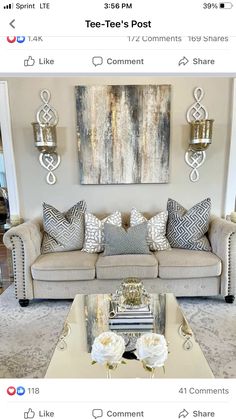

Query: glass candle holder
[
  {"left": 189, "top": 119, "right": 214, "bottom": 151},
  {"left": 121, "top": 278, "right": 144, "bottom": 307}
]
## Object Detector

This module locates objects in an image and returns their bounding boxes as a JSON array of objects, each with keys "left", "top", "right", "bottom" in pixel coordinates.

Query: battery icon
[{"left": 219, "top": 2, "right": 233, "bottom": 8}]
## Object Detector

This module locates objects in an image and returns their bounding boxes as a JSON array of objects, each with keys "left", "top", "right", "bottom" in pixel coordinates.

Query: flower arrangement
[
  {"left": 91, "top": 331, "right": 125, "bottom": 377},
  {"left": 91, "top": 331, "right": 168, "bottom": 378},
  {"left": 136, "top": 333, "right": 168, "bottom": 377}
]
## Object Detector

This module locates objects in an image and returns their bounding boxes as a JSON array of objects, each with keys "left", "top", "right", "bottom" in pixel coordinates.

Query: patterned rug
[
  {"left": 0, "top": 286, "right": 71, "bottom": 378},
  {"left": 179, "top": 297, "right": 236, "bottom": 378},
  {"left": 0, "top": 286, "right": 235, "bottom": 378}
]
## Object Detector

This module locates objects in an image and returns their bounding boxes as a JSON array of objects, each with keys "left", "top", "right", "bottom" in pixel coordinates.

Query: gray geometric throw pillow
[
  {"left": 103, "top": 222, "right": 150, "bottom": 256},
  {"left": 166, "top": 198, "right": 211, "bottom": 251},
  {"left": 41, "top": 200, "right": 86, "bottom": 254},
  {"left": 130, "top": 208, "right": 170, "bottom": 251}
]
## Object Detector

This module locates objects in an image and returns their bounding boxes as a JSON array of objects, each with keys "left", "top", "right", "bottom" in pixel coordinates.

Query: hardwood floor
[{"left": 0, "top": 242, "right": 13, "bottom": 295}]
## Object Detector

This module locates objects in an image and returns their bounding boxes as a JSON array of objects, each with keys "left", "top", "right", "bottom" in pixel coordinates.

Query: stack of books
[{"left": 109, "top": 303, "right": 154, "bottom": 332}]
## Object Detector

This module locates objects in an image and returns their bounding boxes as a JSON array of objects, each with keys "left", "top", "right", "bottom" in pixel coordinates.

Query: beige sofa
[{"left": 3, "top": 213, "right": 236, "bottom": 306}]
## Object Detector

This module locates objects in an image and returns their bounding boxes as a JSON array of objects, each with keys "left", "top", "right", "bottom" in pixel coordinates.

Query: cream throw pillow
[
  {"left": 82, "top": 211, "right": 122, "bottom": 253},
  {"left": 130, "top": 208, "right": 170, "bottom": 251}
]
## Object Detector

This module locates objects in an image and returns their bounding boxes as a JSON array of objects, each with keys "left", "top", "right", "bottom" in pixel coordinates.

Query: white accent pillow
[
  {"left": 82, "top": 211, "right": 122, "bottom": 253},
  {"left": 130, "top": 208, "right": 170, "bottom": 251}
]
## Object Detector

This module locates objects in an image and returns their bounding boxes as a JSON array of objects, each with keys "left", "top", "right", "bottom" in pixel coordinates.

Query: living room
[{"left": 0, "top": 76, "right": 235, "bottom": 380}]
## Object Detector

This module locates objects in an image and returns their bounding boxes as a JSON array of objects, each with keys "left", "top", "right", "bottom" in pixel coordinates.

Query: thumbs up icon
[
  {"left": 24, "top": 56, "right": 35, "bottom": 67},
  {"left": 24, "top": 408, "right": 35, "bottom": 419}
]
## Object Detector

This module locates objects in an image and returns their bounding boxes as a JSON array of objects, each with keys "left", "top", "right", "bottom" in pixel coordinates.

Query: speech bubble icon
[
  {"left": 92, "top": 409, "right": 103, "bottom": 419},
  {"left": 92, "top": 56, "right": 103, "bottom": 66}
]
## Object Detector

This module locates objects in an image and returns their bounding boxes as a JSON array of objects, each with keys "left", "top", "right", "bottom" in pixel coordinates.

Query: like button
[{"left": 24, "top": 408, "right": 35, "bottom": 419}]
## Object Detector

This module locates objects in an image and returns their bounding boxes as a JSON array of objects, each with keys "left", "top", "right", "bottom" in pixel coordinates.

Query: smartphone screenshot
[{"left": 0, "top": 1, "right": 235, "bottom": 417}]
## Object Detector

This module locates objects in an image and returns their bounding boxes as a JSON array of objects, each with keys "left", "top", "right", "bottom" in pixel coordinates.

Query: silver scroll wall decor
[
  {"left": 185, "top": 87, "right": 214, "bottom": 182},
  {"left": 32, "top": 89, "right": 60, "bottom": 185}
]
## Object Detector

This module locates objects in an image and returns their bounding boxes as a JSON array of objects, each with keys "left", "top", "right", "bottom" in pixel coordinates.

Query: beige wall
[{"left": 1, "top": 76, "right": 233, "bottom": 219}]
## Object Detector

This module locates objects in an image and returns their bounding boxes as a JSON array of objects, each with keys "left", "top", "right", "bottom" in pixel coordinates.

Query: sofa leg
[
  {"left": 225, "top": 295, "right": 235, "bottom": 304},
  {"left": 19, "top": 299, "right": 29, "bottom": 307}
]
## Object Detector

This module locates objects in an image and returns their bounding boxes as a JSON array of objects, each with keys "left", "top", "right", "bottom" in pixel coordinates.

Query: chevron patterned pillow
[
  {"left": 82, "top": 211, "right": 122, "bottom": 253},
  {"left": 130, "top": 208, "right": 170, "bottom": 251},
  {"left": 166, "top": 198, "right": 211, "bottom": 251},
  {"left": 41, "top": 200, "right": 86, "bottom": 254}
]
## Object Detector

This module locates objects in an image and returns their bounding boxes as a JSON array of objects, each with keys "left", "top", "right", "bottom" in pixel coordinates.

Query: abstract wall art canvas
[{"left": 75, "top": 85, "right": 171, "bottom": 184}]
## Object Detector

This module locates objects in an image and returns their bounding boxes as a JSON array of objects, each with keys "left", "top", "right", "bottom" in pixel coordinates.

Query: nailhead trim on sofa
[
  {"left": 227, "top": 232, "right": 236, "bottom": 296},
  {"left": 10, "top": 235, "right": 26, "bottom": 300}
]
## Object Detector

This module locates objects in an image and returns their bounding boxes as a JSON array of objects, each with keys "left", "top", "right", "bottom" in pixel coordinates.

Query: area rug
[
  {"left": 0, "top": 285, "right": 71, "bottom": 378},
  {"left": 179, "top": 297, "right": 236, "bottom": 378},
  {"left": 0, "top": 285, "right": 235, "bottom": 378}
]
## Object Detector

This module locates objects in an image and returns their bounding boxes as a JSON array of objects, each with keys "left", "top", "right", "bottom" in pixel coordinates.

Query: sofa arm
[
  {"left": 3, "top": 218, "right": 43, "bottom": 301},
  {"left": 208, "top": 216, "right": 236, "bottom": 298}
]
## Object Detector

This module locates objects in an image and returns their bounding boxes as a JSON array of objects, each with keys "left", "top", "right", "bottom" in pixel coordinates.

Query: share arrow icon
[{"left": 178, "top": 409, "right": 189, "bottom": 418}]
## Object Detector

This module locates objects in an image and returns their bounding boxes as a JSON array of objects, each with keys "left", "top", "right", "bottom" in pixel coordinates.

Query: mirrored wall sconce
[
  {"left": 32, "top": 89, "right": 60, "bottom": 185},
  {"left": 185, "top": 87, "right": 214, "bottom": 182}
]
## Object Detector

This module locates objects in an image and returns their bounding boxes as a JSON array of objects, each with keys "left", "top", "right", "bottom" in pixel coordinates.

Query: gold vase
[{"left": 121, "top": 278, "right": 144, "bottom": 306}]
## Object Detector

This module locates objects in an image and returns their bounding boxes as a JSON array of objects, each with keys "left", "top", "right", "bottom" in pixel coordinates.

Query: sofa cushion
[
  {"left": 166, "top": 198, "right": 211, "bottom": 251},
  {"left": 31, "top": 251, "right": 97, "bottom": 281},
  {"left": 155, "top": 248, "right": 221, "bottom": 279},
  {"left": 96, "top": 254, "right": 158, "bottom": 279},
  {"left": 103, "top": 222, "right": 150, "bottom": 256}
]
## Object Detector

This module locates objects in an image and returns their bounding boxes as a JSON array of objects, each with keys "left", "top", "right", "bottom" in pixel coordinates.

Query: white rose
[
  {"left": 91, "top": 331, "right": 125, "bottom": 366},
  {"left": 136, "top": 333, "right": 168, "bottom": 368}
]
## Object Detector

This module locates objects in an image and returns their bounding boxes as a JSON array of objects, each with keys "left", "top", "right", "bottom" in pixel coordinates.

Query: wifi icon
[{"left": 3, "top": 3, "right": 14, "bottom": 9}]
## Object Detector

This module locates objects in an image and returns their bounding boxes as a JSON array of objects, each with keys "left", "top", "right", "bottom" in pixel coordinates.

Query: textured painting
[{"left": 75, "top": 85, "right": 170, "bottom": 184}]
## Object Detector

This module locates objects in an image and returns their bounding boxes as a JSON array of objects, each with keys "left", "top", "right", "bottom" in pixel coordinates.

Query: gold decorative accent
[
  {"left": 57, "top": 322, "right": 71, "bottom": 351},
  {"left": 185, "top": 87, "right": 214, "bottom": 182},
  {"left": 32, "top": 123, "right": 57, "bottom": 154},
  {"left": 189, "top": 119, "right": 214, "bottom": 152},
  {"left": 32, "top": 89, "right": 60, "bottom": 185},
  {"left": 121, "top": 278, "right": 144, "bottom": 307},
  {"left": 178, "top": 316, "right": 193, "bottom": 351},
  {"left": 181, "top": 316, "right": 193, "bottom": 337}
]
